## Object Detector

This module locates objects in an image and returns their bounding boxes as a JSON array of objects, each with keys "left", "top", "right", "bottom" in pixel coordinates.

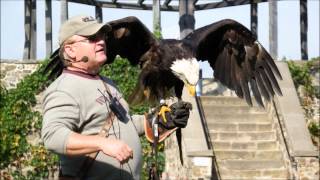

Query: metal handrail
[
  {"left": 271, "top": 99, "right": 297, "bottom": 180},
  {"left": 195, "top": 92, "right": 221, "bottom": 180}
]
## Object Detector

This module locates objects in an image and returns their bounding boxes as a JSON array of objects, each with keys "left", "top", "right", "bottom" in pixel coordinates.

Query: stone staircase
[{"left": 200, "top": 96, "right": 289, "bottom": 180}]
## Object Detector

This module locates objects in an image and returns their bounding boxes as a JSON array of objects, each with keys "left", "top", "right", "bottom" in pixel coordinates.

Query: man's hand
[
  {"left": 99, "top": 137, "right": 133, "bottom": 164},
  {"left": 158, "top": 101, "right": 192, "bottom": 129},
  {"left": 66, "top": 132, "right": 133, "bottom": 164}
]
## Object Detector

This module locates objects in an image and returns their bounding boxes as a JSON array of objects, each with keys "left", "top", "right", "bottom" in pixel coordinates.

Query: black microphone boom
[{"left": 81, "top": 56, "right": 89, "bottom": 62}]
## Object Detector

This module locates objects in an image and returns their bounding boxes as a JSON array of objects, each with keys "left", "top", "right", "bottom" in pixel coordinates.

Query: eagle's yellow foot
[{"left": 158, "top": 105, "right": 171, "bottom": 123}]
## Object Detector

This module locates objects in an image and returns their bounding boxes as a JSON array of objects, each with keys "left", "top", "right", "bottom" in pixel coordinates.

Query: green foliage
[
  {"left": 287, "top": 59, "right": 318, "bottom": 98},
  {"left": 0, "top": 56, "right": 165, "bottom": 178},
  {"left": 153, "top": 23, "right": 163, "bottom": 40},
  {"left": 287, "top": 58, "right": 320, "bottom": 139},
  {"left": 308, "top": 121, "right": 320, "bottom": 137},
  {"left": 0, "top": 60, "right": 58, "bottom": 178}
]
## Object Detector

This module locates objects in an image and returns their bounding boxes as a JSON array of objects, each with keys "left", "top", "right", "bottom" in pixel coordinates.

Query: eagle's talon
[{"left": 158, "top": 105, "right": 171, "bottom": 123}]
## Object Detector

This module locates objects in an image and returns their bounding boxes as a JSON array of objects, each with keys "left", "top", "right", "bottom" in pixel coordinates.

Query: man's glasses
[{"left": 72, "top": 32, "right": 106, "bottom": 44}]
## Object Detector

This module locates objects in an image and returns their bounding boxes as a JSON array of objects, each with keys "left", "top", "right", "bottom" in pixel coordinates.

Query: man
[{"left": 41, "top": 15, "right": 190, "bottom": 179}]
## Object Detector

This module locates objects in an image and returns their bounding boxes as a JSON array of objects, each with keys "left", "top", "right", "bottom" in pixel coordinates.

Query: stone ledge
[
  {"left": 187, "top": 150, "right": 214, "bottom": 157},
  {"left": 275, "top": 62, "right": 318, "bottom": 157},
  {"left": 1, "top": 59, "right": 42, "bottom": 64},
  {"left": 182, "top": 87, "right": 210, "bottom": 153}
]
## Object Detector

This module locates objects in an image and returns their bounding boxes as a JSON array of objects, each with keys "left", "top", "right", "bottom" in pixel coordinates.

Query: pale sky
[{"left": 1, "top": 0, "right": 319, "bottom": 76}]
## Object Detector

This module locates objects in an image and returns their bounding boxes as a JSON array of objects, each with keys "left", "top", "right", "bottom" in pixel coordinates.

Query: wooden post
[
  {"left": 179, "top": 0, "right": 195, "bottom": 39},
  {"left": 269, "top": 0, "right": 278, "bottom": 60},
  {"left": 250, "top": 0, "right": 258, "bottom": 39},
  {"left": 23, "top": 0, "right": 31, "bottom": 60},
  {"left": 61, "top": 0, "right": 68, "bottom": 23},
  {"left": 300, "top": 0, "right": 308, "bottom": 60},
  {"left": 95, "top": 5, "right": 103, "bottom": 23},
  {"left": 153, "top": 0, "right": 161, "bottom": 36},
  {"left": 30, "top": 0, "right": 37, "bottom": 59},
  {"left": 45, "top": 0, "right": 52, "bottom": 57}
]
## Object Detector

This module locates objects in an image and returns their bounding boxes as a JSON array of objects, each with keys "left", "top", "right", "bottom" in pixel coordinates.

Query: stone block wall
[
  {"left": 1, "top": 60, "right": 40, "bottom": 89},
  {"left": 162, "top": 132, "right": 213, "bottom": 180}
]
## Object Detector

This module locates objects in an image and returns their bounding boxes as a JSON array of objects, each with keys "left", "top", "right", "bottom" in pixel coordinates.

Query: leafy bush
[
  {"left": 287, "top": 58, "right": 320, "bottom": 140},
  {"left": 287, "top": 57, "right": 319, "bottom": 98},
  {"left": 0, "top": 57, "right": 164, "bottom": 179},
  {"left": 0, "top": 60, "right": 58, "bottom": 178}
]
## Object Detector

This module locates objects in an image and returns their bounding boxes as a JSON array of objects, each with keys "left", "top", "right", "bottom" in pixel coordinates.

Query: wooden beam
[
  {"left": 300, "top": 0, "right": 308, "bottom": 60},
  {"left": 66, "top": 0, "right": 269, "bottom": 11},
  {"left": 250, "top": 0, "right": 258, "bottom": 39},
  {"left": 45, "top": 0, "right": 52, "bottom": 57},
  {"left": 194, "top": 0, "right": 268, "bottom": 11},
  {"left": 163, "top": 0, "right": 171, "bottom": 7},
  {"left": 61, "top": 0, "right": 68, "bottom": 23},
  {"left": 95, "top": 4, "right": 103, "bottom": 23},
  {"left": 153, "top": 0, "right": 161, "bottom": 34},
  {"left": 269, "top": 0, "right": 278, "bottom": 60},
  {"left": 68, "top": 0, "right": 179, "bottom": 11},
  {"left": 137, "top": 0, "right": 145, "bottom": 5},
  {"left": 23, "top": 0, "right": 31, "bottom": 59},
  {"left": 179, "top": 0, "right": 195, "bottom": 39}
]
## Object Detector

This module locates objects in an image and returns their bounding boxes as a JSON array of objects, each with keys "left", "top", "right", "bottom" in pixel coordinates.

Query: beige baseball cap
[{"left": 58, "top": 15, "right": 111, "bottom": 45}]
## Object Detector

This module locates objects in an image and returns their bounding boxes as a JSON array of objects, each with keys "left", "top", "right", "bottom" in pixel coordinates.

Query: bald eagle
[{"left": 45, "top": 16, "right": 282, "bottom": 107}]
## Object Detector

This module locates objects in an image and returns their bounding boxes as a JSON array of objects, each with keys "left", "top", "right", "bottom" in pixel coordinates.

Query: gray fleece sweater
[{"left": 41, "top": 69, "right": 144, "bottom": 180}]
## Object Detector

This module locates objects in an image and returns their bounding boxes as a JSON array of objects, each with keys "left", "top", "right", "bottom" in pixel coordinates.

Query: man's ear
[{"left": 64, "top": 44, "right": 76, "bottom": 59}]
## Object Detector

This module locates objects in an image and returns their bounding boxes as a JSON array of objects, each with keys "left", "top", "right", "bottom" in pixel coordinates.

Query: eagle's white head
[{"left": 170, "top": 58, "right": 200, "bottom": 96}]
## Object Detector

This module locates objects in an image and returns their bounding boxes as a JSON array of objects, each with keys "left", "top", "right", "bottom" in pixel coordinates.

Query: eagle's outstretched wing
[
  {"left": 43, "top": 49, "right": 64, "bottom": 81},
  {"left": 106, "top": 16, "right": 158, "bottom": 65},
  {"left": 184, "top": 19, "right": 282, "bottom": 107},
  {"left": 44, "top": 16, "right": 157, "bottom": 81}
]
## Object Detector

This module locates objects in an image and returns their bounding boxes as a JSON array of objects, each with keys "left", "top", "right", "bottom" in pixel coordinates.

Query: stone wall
[
  {"left": 162, "top": 133, "right": 213, "bottom": 180},
  {"left": 1, "top": 60, "right": 40, "bottom": 89}
]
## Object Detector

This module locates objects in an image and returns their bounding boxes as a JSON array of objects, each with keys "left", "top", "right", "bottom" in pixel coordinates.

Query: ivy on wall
[
  {"left": 287, "top": 57, "right": 320, "bottom": 142},
  {"left": 0, "top": 60, "right": 58, "bottom": 178},
  {"left": 0, "top": 57, "right": 164, "bottom": 179}
]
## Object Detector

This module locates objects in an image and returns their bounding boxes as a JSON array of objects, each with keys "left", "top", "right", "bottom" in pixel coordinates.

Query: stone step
[
  {"left": 212, "top": 140, "right": 279, "bottom": 150},
  {"left": 203, "top": 105, "right": 267, "bottom": 115},
  {"left": 204, "top": 113, "right": 271, "bottom": 123},
  {"left": 207, "top": 122, "right": 273, "bottom": 132},
  {"left": 214, "top": 150, "right": 283, "bottom": 160},
  {"left": 217, "top": 160, "right": 285, "bottom": 170},
  {"left": 200, "top": 96, "right": 260, "bottom": 107},
  {"left": 210, "top": 131, "right": 276, "bottom": 141},
  {"left": 220, "top": 168, "right": 288, "bottom": 179}
]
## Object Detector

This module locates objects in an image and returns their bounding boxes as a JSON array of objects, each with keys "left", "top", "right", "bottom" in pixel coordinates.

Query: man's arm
[
  {"left": 42, "top": 91, "right": 132, "bottom": 163},
  {"left": 66, "top": 132, "right": 133, "bottom": 163}
]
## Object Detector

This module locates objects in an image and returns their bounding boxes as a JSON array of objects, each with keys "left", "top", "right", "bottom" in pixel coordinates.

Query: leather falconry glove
[
  {"left": 158, "top": 101, "right": 192, "bottom": 129},
  {"left": 144, "top": 101, "right": 192, "bottom": 143}
]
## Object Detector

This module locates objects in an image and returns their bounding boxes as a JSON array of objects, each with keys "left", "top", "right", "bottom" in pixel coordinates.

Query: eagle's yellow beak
[{"left": 186, "top": 83, "right": 196, "bottom": 96}]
